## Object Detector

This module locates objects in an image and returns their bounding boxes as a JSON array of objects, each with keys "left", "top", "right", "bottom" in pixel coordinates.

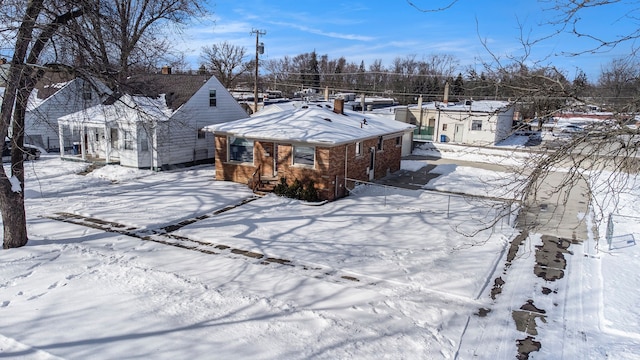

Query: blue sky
[{"left": 175, "top": 0, "right": 637, "bottom": 82}]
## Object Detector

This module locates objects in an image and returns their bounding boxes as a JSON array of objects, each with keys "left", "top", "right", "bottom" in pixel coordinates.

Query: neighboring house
[
  {"left": 27, "top": 74, "right": 112, "bottom": 151},
  {"left": 206, "top": 99, "right": 415, "bottom": 201},
  {"left": 58, "top": 72, "right": 248, "bottom": 170},
  {"left": 0, "top": 68, "right": 110, "bottom": 151},
  {"left": 395, "top": 100, "right": 515, "bottom": 145}
]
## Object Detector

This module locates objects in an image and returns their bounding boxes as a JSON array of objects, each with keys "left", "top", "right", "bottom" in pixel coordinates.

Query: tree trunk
[{"left": 0, "top": 180, "right": 27, "bottom": 249}]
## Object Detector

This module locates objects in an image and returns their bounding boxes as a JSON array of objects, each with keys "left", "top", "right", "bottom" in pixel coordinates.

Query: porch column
[
  {"left": 152, "top": 125, "right": 159, "bottom": 170},
  {"left": 58, "top": 123, "right": 65, "bottom": 157},
  {"left": 104, "top": 124, "right": 111, "bottom": 164},
  {"left": 80, "top": 125, "right": 86, "bottom": 160}
]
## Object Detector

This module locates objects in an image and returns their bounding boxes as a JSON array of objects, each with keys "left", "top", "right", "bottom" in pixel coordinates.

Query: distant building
[{"left": 395, "top": 100, "right": 515, "bottom": 145}]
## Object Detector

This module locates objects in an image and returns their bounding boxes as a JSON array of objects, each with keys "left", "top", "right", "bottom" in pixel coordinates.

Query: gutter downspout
[{"left": 435, "top": 106, "right": 441, "bottom": 143}]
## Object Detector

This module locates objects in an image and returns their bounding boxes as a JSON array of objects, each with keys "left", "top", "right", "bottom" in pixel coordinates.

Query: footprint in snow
[{"left": 1, "top": 300, "right": 9, "bottom": 307}]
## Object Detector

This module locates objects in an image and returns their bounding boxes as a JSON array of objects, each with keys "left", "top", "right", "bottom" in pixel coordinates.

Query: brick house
[{"left": 206, "top": 99, "right": 415, "bottom": 201}]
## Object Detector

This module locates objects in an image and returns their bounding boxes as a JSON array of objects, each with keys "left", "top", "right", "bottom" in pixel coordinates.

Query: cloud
[{"left": 268, "top": 21, "right": 375, "bottom": 42}]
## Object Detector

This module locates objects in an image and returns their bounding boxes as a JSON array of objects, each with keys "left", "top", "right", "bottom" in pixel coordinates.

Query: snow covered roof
[
  {"left": 59, "top": 94, "right": 171, "bottom": 125},
  {"left": 411, "top": 100, "right": 513, "bottom": 113},
  {"left": 207, "top": 105, "right": 415, "bottom": 145},
  {"left": 121, "top": 73, "right": 211, "bottom": 111}
]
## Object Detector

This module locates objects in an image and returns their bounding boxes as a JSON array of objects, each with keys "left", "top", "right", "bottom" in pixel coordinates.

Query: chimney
[
  {"left": 333, "top": 98, "right": 344, "bottom": 115},
  {"left": 443, "top": 81, "right": 450, "bottom": 105},
  {"left": 161, "top": 66, "right": 172, "bottom": 75}
]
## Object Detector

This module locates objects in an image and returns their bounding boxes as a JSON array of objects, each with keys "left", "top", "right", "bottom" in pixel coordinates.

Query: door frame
[{"left": 454, "top": 124, "right": 464, "bottom": 142}]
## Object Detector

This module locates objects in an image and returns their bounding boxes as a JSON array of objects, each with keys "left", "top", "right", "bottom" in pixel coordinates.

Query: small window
[
  {"left": 197, "top": 129, "right": 206, "bottom": 139},
  {"left": 209, "top": 89, "right": 217, "bottom": 107},
  {"left": 355, "top": 142, "right": 362, "bottom": 156},
  {"left": 229, "top": 137, "right": 253, "bottom": 163},
  {"left": 377, "top": 136, "right": 383, "bottom": 151},
  {"left": 396, "top": 136, "right": 402, "bottom": 146},
  {"left": 82, "top": 91, "right": 92, "bottom": 101},
  {"left": 293, "top": 145, "right": 315, "bottom": 166},
  {"left": 123, "top": 130, "right": 134, "bottom": 150},
  {"left": 471, "top": 120, "right": 482, "bottom": 131},
  {"left": 442, "top": 123, "right": 448, "bottom": 131}
]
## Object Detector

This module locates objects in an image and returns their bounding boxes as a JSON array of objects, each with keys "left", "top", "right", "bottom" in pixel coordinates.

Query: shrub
[{"left": 273, "top": 177, "right": 319, "bottom": 202}]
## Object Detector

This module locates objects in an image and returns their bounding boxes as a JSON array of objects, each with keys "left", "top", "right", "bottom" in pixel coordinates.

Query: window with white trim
[
  {"left": 228, "top": 137, "right": 253, "bottom": 163},
  {"left": 355, "top": 141, "right": 362, "bottom": 156},
  {"left": 471, "top": 120, "right": 482, "bottom": 131},
  {"left": 139, "top": 130, "right": 149, "bottom": 151},
  {"left": 293, "top": 145, "right": 315, "bottom": 166},
  {"left": 123, "top": 130, "right": 134, "bottom": 150},
  {"left": 209, "top": 89, "right": 217, "bottom": 107}
]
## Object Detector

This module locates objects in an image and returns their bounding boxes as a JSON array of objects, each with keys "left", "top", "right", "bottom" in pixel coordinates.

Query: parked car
[
  {"left": 2, "top": 140, "right": 42, "bottom": 162},
  {"left": 559, "top": 124, "right": 584, "bottom": 133}
]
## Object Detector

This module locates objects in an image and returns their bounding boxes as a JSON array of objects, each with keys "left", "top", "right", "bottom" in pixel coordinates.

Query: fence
[{"left": 606, "top": 213, "right": 640, "bottom": 250}]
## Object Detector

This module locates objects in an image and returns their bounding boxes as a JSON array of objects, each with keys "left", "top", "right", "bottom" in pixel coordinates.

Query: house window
[
  {"left": 228, "top": 137, "right": 253, "bottom": 163},
  {"left": 82, "top": 91, "right": 92, "bottom": 101},
  {"left": 471, "top": 120, "right": 482, "bottom": 131},
  {"left": 377, "top": 136, "right": 383, "bottom": 151},
  {"left": 396, "top": 136, "right": 402, "bottom": 146},
  {"left": 442, "top": 123, "right": 448, "bottom": 131},
  {"left": 197, "top": 129, "right": 206, "bottom": 139},
  {"left": 209, "top": 90, "right": 217, "bottom": 107},
  {"left": 293, "top": 145, "right": 315, "bottom": 166},
  {"left": 110, "top": 128, "right": 118, "bottom": 148},
  {"left": 355, "top": 141, "right": 362, "bottom": 156},
  {"left": 139, "top": 130, "right": 149, "bottom": 151},
  {"left": 123, "top": 130, "right": 134, "bottom": 150}
]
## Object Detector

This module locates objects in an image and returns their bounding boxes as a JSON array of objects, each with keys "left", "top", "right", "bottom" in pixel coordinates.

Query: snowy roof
[
  {"left": 121, "top": 73, "right": 211, "bottom": 111},
  {"left": 411, "top": 100, "right": 513, "bottom": 113},
  {"left": 59, "top": 94, "right": 171, "bottom": 125},
  {"left": 207, "top": 105, "right": 415, "bottom": 145}
]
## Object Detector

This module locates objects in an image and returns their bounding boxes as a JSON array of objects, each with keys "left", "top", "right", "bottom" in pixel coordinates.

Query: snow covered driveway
[{"left": 0, "top": 156, "right": 515, "bottom": 359}]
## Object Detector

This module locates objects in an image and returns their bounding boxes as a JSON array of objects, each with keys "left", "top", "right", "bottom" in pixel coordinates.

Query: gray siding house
[
  {"left": 0, "top": 69, "right": 111, "bottom": 151},
  {"left": 58, "top": 72, "right": 248, "bottom": 169}
]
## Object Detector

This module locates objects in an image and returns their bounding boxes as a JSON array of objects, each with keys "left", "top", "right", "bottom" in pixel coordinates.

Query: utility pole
[{"left": 251, "top": 29, "right": 266, "bottom": 114}]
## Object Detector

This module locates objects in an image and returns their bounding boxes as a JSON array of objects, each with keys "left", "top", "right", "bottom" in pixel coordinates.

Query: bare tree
[
  {"left": 468, "top": 1, "right": 640, "bottom": 230},
  {"left": 0, "top": 0, "right": 205, "bottom": 249},
  {"left": 200, "top": 41, "right": 249, "bottom": 89}
]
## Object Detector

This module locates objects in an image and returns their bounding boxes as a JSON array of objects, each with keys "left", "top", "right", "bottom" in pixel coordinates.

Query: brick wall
[{"left": 214, "top": 134, "right": 403, "bottom": 201}]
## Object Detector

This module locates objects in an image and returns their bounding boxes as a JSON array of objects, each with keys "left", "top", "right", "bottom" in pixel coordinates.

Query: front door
[{"left": 454, "top": 124, "right": 464, "bottom": 142}]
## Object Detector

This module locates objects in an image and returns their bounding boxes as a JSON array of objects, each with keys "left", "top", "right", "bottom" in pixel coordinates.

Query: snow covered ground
[{"left": 0, "top": 145, "right": 638, "bottom": 359}]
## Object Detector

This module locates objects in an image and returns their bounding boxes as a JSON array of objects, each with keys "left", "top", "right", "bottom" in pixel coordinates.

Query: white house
[
  {"left": 394, "top": 100, "right": 515, "bottom": 145},
  {"left": 0, "top": 70, "right": 111, "bottom": 151},
  {"left": 58, "top": 73, "right": 248, "bottom": 169}
]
